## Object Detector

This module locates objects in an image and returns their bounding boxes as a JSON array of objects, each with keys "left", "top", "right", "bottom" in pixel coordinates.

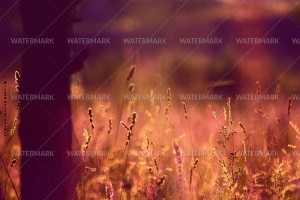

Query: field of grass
[
  {"left": 1, "top": 0, "right": 300, "bottom": 199},
  {"left": 3, "top": 65, "right": 300, "bottom": 199}
]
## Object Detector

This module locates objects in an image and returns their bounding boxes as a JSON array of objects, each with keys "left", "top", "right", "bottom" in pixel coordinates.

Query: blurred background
[{"left": 1, "top": 0, "right": 300, "bottom": 142}]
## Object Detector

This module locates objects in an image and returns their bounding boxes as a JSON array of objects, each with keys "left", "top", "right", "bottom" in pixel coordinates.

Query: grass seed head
[
  {"left": 14, "top": 71, "right": 20, "bottom": 91},
  {"left": 288, "top": 97, "right": 292, "bottom": 116},
  {"left": 165, "top": 107, "right": 169, "bottom": 120},
  {"left": 154, "top": 157, "right": 158, "bottom": 171},
  {"left": 11, "top": 159, "right": 17, "bottom": 167},
  {"left": 182, "top": 102, "right": 188, "bottom": 120},
  {"left": 107, "top": 118, "right": 112, "bottom": 134},
  {"left": 239, "top": 122, "right": 246, "bottom": 134},
  {"left": 87, "top": 108, "right": 94, "bottom": 130},
  {"left": 127, "top": 65, "right": 136, "bottom": 81},
  {"left": 193, "top": 159, "right": 199, "bottom": 168},
  {"left": 128, "top": 83, "right": 135, "bottom": 92},
  {"left": 167, "top": 87, "right": 171, "bottom": 107}
]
